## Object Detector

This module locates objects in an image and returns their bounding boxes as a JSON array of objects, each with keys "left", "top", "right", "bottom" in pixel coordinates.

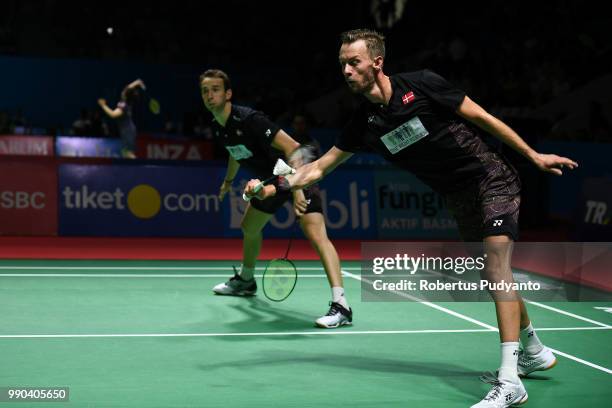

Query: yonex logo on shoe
[
  {"left": 528, "top": 331, "right": 534, "bottom": 337},
  {"left": 493, "top": 219, "right": 503, "bottom": 226},
  {"left": 513, "top": 349, "right": 519, "bottom": 356}
]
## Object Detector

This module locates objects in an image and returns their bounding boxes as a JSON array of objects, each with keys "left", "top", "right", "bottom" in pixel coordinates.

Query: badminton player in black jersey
[
  {"left": 246, "top": 30, "right": 578, "bottom": 407},
  {"left": 200, "top": 69, "right": 352, "bottom": 328}
]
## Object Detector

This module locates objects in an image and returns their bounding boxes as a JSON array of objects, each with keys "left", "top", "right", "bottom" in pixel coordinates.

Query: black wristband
[{"left": 275, "top": 176, "right": 291, "bottom": 192}]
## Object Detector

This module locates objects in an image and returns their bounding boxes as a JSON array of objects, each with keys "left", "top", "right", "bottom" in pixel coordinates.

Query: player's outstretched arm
[
  {"left": 97, "top": 98, "right": 123, "bottom": 119},
  {"left": 271, "top": 129, "right": 300, "bottom": 157},
  {"left": 126, "top": 79, "right": 146, "bottom": 91},
  {"left": 286, "top": 146, "right": 353, "bottom": 191},
  {"left": 456, "top": 96, "right": 578, "bottom": 175}
]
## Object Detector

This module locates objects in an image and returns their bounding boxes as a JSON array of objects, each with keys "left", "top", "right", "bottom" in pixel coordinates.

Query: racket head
[
  {"left": 148, "top": 98, "right": 161, "bottom": 115},
  {"left": 262, "top": 258, "right": 297, "bottom": 302}
]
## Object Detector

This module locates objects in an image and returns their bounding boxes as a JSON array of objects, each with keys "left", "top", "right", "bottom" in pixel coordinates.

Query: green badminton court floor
[{"left": 1, "top": 260, "right": 611, "bottom": 407}]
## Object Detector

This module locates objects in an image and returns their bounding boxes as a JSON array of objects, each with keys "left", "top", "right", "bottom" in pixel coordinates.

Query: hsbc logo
[{"left": 1, "top": 191, "right": 46, "bottom": 209}]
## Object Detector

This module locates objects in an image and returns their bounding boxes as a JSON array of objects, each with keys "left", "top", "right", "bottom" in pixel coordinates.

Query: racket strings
[{"left": 262, "top": 259, "right": 297, "bottom": 301}]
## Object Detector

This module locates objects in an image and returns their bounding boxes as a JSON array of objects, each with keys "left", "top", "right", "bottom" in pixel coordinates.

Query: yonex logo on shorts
[{"left": 493, "top": 219, "right": 503, "bottom": 226}]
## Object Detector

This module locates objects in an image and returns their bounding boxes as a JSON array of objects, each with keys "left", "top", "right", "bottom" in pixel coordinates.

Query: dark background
[
  {"left": 1, "top": 0, "right": 611, "bottom": 239},
  {"left": 1, "top": 0, "right": 610, "bottom": 136}
]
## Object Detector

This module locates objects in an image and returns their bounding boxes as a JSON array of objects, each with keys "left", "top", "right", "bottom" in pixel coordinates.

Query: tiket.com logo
[{"left": 62, "top": 184, "right": 220, "bottom": 219}]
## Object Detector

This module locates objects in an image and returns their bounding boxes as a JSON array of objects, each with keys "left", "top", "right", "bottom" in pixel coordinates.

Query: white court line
[
  {"left": 0, "top": 266, "right": 361, "bottom": 271},
  {"left": 0, "top": 274, "right": 324, "bottom": 278},
  {"left": 0, "top": 273, "right": 434, "bottom": 278},
  {"left": 549, "top": 348, "right": 612, "bottom": 374},
  {"left": 1, "top": 265, "right": 610, "bottom": 373},
  {"left": 524, "top": 300, "right": 612, "bottom": 328},
  {"left": 342, "top": 270, "right": 497, "bottom": 331},
  {"left": 1, "top": 327, "right": 610, "bottom": 340},
  {"left": 421, "top": 267, "right": 612, "bottom": 329},
  {"left": 536, "top": 326, "right": 612, "bottom": 331},
  {"left": 0, "top": 329, "right": 493, "bottom": 339},
  {"left": 343, "top": 270, "right": 612, "bottom": 375}
]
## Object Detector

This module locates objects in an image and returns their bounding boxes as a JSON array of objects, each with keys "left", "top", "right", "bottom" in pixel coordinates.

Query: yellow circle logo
[{"left": 127, "top": 184, "right": 161, "bottom": 219}]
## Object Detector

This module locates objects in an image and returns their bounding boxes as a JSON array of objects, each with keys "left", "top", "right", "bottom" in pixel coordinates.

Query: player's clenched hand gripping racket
[{"left": 242, "top": 159, "right": 296, "bottom": 202}]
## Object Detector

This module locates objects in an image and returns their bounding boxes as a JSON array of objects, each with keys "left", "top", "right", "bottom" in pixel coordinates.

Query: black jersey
[
  {"left": 337, "top": 70, "right": 519, "bottom": 194},
  {"left": 212, "top": 104, "right": 283, "bottom": 179}
]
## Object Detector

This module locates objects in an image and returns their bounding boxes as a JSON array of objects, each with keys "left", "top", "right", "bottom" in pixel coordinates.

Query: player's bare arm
[
  {"left": 286, "top": 146, "right": 353, "bottom": 191},
  {"left": 97, "top": 98, "right": 123, "bottom": 119},
  {"left": 457, "top": 96, "right": 578, "bottom": 176},
  {"left": 219, "top": 156, "right": 240, "bottom": 201},
  {"left": 270, "top": 129, "right": 300, "bottom": 157},
  {"left": 269, "top": 129, "right": 310, "bottom": 215}
]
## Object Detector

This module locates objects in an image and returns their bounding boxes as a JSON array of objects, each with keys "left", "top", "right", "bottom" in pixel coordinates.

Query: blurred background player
[
  {"left": 97, "top": 78, "right": 146, "bottom": 159},
  {"left": 200, "top": 69, "right": 352, "bottom": 328},
  {"left": 246, "top": 29, "right": 579, "bottom": 407}
]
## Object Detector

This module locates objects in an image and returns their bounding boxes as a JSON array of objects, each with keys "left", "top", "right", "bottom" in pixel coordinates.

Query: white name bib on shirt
[
  {"left": 380, "top": 116, "right": 429, "bottom": 154},
  {"left": 226, "top": 144, "right": 253, "bottom": 160}
]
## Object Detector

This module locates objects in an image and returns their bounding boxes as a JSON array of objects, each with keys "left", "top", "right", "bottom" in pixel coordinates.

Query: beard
[{"left": 347, "top": 69, "right": 376, "bottom": 94}]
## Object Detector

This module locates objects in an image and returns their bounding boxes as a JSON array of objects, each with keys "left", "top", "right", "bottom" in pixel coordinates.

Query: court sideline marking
[
  {"left": 343, "top": 270, "right": 612, "bottom": 375},
  {"left": 1, "top": 327, "right": 610, "bottom": 339},
  {"left": 1, "top": 264, "right": 609, "bottom": 374},
  {"left": 421, "top": 267, "right": 612, "bottom": 329}
]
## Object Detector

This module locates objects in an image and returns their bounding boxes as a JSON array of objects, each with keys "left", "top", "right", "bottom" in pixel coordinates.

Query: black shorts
[
  {"left": 250, "top": 185, "right": 323, "bottom": 215},
  {"left": 444, "top": 180, "right": 521, "bottom": 242}
]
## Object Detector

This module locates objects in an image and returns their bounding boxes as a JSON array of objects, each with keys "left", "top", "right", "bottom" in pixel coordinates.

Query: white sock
[
  {"left": 520, "top": 322, "right": 544, "bottom": 355},
  {"left": 332, "top": 286, "right": 349, "bottom": 310},
  {"left": 239, "top": 265, "right": 255, "bottom": 281},
  {"left": 498, "top": 342, "right": 520, "bottom": 384}
]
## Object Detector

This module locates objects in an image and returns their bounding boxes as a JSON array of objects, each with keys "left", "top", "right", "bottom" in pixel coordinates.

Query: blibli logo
[
  {"left": 227, "top": 181, "right": 371, "bottom": 230},
  {"left": 62, "top": 184, "right": 220, "bottom": 219},
  {"left": 320, "top": 182, "right": 370, "bottom": 229}
]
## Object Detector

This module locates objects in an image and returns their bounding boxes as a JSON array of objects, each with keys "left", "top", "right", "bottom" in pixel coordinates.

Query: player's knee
[
  {"left": 308, "top": 232, "right": 330, "bottom": 249},
  {"left": 240, "top": 220, "right": 261, "bottom": 236},
  {"left": 307, "top": 234, "right": 323, "bottom": 248}
]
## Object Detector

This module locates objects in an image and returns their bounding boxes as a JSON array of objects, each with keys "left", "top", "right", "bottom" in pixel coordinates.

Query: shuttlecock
[{"left": 272, "top": 159, "right": 296, "bottom": 176}]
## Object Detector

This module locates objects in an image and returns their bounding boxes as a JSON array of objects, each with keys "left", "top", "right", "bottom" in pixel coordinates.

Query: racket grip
[{"left": 242, "top": 182, "right": 264, "bottom": 202}]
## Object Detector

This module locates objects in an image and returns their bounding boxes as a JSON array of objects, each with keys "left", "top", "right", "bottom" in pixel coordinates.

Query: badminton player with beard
[
  {"left": 200, "top": 69, "right": 352, "bottom": 328},
  {"left": 246, "top": 30, "right": 578, "bottom": 406},
  {"left": 98, "top": 79, "right": 146, "bottom": 159}
]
